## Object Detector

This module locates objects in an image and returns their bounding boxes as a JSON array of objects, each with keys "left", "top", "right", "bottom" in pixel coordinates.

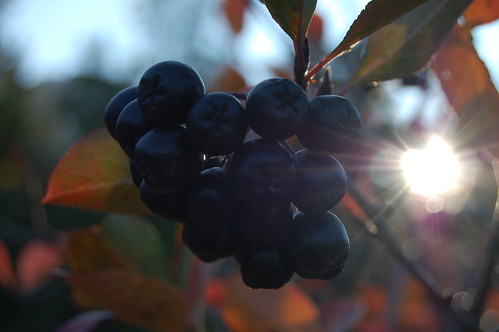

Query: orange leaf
[
  {"left": 432, "top": 26, "right": 497, "bottom": 114},
  {"left": 431, "top": 26, "right": 499, "bottom": 156},
  {"left": 42, "top": 128, "right": 149, "bottom": 215},
  {"left": 209, "top": 66, "right": 247, "bottom": 93},
  {"left": 464, "top": 0, "right": 499, "bottom": 27},
  {"left": 67, "top": 269, "right": 188, "bottom": 332},
  {"left": 223, "top": 0, "right": 247, "bottom": 33},
  {"left": 209, "top": 273, "right": 320, "bottom": 332},
  {"left": 66, "top": 227, "right": 130, "bottom": 273}
]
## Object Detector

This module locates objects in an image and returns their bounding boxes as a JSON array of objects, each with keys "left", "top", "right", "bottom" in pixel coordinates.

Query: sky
[{"left": 1, "top": 0, "right": 498, "bottom": 88}]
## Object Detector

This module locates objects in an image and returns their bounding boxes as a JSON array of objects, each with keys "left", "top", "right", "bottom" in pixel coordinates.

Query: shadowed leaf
[
  {"left": 68, "top": 269, "right": 187, "bottom": 332},
  {"left": 344, "top": 0, "right": 472, "bottom": 87},
  {"left": 42, "top": 128, "right": 149, "bottom": 215},
  {"left": 100, "top": 215, "right": 169, "bottom": 280},
  {"left": 66, "top": 227, "right": 130, "bottom": 273},
  {"left": 262, "top": 0, "right": 317, "bottom": 42},
  {"left": 306, "top": 0, "right": 431, "bottom": 80}
]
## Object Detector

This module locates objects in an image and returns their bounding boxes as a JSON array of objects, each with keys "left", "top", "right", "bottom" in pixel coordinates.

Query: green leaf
[
  {"left": 346, "top": 0, "right": 472, "bottom": 86},
  {"left": 100, "top": 215, "right": 170, "bottom": 280},
  {"left": 262, "top": 0, "right": 317, "bottom": 42},
  {"left": 42, "top": 128, "right": 149, "bottom": 215},
  {"left": 306, "top": 0, "right": 431, "bottom": 80}
]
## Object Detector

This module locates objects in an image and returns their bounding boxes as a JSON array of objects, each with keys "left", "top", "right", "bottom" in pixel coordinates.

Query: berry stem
[
  {"left": 294, "top": 37, "right": 310, "bottom": 90},
  {"left": 293, "top": 2, "right": 310, "bottom": 91}
]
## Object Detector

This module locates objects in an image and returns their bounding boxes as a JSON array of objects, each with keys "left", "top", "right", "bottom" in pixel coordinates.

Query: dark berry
[
  {"left": 196, "top": 255, "right": 219, "bottom": 263},
  {"left": 203, "top": 156, "right": 223, "bottom": 170},
  {"left": 185, "top": 167, "right": 239, "bottom": 228},
  {"left": 139, "top": 180, "right": 188, "bottom": 222},
  {"left": 115, "top": 100, "right": 152, "bottom": 157},
  {"left": 291, "top": 149, "right": 347, "bottom": 213},
  {"left": 129, "top": 158, "right": 143, "bottom": 188},
  {"left": 134, "top": 126, "right": 204, "bottom": 193},
  {"left": 245, "top": 78, "right": 308, "bottom": 140},
  {"left": 187, "top": 92, "right": 248, "bottom": 156},
  {"left": 182, "top": 223, "right": 236, "bottom": 259},
  {"left": 104, "top": 86, "right": 137, "bottom": 139},
  {"left": 226, "top": 138, "right": 295, "bottom": 208},
  {"left": 137, "top": 61, "right": 205, "bottom": 126},
  {"left": 236, "top": 245, "right": 294, "bottom": 289},
  {"left": 295, "top": 263, "right": 345, "bottom": 280},
  {"left": 297, "top": 95, "right": 361, "bottom": 155},
  {"left": 287, "top": 211, "right": 349, "bottom": 279},
  {"left": 236, "top": 201, "right": 293, "bottom": 246}
]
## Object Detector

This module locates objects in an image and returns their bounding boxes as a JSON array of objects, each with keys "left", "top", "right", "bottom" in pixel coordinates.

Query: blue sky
[{"left": 1, "top": 0, "right": 498, "bottom": 88}]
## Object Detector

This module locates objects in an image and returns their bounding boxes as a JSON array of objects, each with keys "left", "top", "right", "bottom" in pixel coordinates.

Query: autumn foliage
[{"left": 3, "top": 0, "right": 497, "bottom": 331}]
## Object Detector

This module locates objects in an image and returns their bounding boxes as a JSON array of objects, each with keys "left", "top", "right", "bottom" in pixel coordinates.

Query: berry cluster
[{"left": 104, "top": 60, "right": 362, "bottom": 289}]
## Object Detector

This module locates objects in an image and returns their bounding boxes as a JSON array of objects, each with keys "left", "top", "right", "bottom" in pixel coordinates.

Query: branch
[
  {"left": 347, "top": 180, "right": 479, "bottom": 331},
  {"left": 469, "top": 212, "right": 499, "bottom": 320}
]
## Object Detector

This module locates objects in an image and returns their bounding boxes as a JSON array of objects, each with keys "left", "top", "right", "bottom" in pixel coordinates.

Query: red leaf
[
  {"left": 308, "top": 13, "right": 324, "bottom": 41},
  {"left": 464, "top": 0, "right": 499, "bottom": 27},
  {"left": 16, "top": 239, "right": 64, "bottom": 293},
  {"left": 42, "top": 128, "right": 149, "bottom": 215},
  {"left": 432, "top": 26, "right": 499, "bottom": 157}
]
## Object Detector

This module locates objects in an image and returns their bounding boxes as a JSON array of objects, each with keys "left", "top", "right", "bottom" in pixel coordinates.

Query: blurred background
[{"left": 0, "top": 0, "right": 498, "bottom": 331}]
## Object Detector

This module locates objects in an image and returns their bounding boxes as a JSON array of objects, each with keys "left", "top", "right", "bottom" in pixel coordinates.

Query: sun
[{"left": 400, "top": 136, "right": 462, "bottom": 197}]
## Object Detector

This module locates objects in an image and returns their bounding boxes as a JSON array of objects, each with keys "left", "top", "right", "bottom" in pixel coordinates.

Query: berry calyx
[
  {"left": 186, "top": 92, "right": 248, "bottom": 156},
  {"left": 137, "top": 61, "right": 205, "bottom": 126},
  {"left": 245, "top": 78, "right": 308, "bottom": 140}
]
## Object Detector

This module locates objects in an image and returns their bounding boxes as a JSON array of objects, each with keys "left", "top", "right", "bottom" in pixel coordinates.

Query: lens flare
[{"left": 401, "top": 136, "right": 462, "bottom": 197}]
